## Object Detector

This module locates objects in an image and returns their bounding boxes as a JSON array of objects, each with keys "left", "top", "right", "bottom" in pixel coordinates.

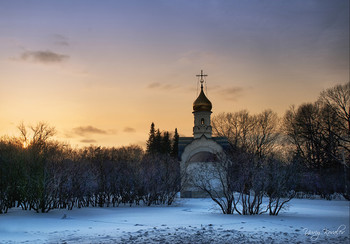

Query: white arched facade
[{"left": 180, "top": 136, "right": 224, "bottom": 198}]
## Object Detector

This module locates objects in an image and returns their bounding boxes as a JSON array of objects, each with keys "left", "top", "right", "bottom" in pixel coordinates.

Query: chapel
[{"left": 179, "top": 70, "right": 229, "bottom": 198}]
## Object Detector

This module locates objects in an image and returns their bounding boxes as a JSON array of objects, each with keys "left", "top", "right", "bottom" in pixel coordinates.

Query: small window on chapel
[{"left": 201, "top": 118, "right": 205, "bottom": 125}]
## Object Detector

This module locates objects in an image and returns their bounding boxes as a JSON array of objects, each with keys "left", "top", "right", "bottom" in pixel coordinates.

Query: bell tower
[
  {"left": 179, "top": 70, "right": 230, "bottom": 198},
  {"left": 193, "top": 70, "right": 212, "bottom": 139}
]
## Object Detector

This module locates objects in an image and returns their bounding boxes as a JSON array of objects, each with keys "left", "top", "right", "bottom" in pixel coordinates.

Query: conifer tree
[
  {"left": 154, "top": 129, "right": 162, "bottom": 153},
  {"left": 171, "top": 128, "right": 179, "bottom": 158},
  {"left": 146, "top": 122, "right": 156, "bottom": 154},
  {"left": 161, "top": 131, "right": 171, "bottom": 154},
  {"left": 146, "top": 123, "right": 177, "bottom": 156}
]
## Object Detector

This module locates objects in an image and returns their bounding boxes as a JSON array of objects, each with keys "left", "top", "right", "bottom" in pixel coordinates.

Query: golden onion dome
[{"left": 193, "top": 86, "right": 212, "bottom": 112}]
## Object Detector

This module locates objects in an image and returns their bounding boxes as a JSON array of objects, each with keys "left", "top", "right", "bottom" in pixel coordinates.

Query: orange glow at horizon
[{"left": 0, "top": 1, "right": 348, "bottom": 148}]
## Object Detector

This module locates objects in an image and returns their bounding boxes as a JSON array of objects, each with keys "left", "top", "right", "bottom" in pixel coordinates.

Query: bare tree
[
  {"left": 17, "top": 122, "right": 28, "bottom": 147},
  {"left": 190, "top": 151, "right": 268, "bottom": 215},
  {"left": 265, "top": 157, "right": 298, "bottom": 215},
  {"left": 212, "top": 110, "right": 280, "bottom": 158},
  {"left": 212, "top": 110, "right": 254, "bottom": 151},
  {"left": 320, "top": 82, "right": 350, "bottom": 140},
  {"left": 319, "top": 82, "right": 350, "bottom": 168},
  {"left": 189, "top": 153, "right": 238, "bottom": 214},
  {"left": 140, "top": 154, "right": 181, "bottom": 206},
  {"left": 320, "top": 83, "right": 350, "bottom": 200},
  {"left": 209, "top": 110, "right": 290, "bottom": 215},
  {"left": 250, "top": 110, "right": 280, "bottom": 160},
  {"left": 29, "top": 122, "right": 56, "bottom": 150},
  {"left": 284, "top": 83, "right": 349, "bottom": 199}
]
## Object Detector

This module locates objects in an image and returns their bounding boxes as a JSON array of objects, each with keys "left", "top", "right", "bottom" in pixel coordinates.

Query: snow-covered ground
[{"left": 0, "top": 198, "right": 348, "bottom": 243}]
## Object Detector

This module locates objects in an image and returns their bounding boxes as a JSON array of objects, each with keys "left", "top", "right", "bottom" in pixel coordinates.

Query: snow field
[{"left": 0, "top": 198, "right": 348, "bottom": 243}]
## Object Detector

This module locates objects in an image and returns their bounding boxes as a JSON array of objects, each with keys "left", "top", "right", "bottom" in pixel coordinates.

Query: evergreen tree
[
  {"left": 161, "top": 131, "right": 171, "bottom": 154},
  {"left": 146, "top": 122, "right": 156, "bottom": 154},
  {"left": 171, "top": 128, "right": 179, "bottom": 158},
  {"left": 154, "top": 129, "right": 162, "bottom": 153},
  {"left": 146, "top": 123, "right": 176, "bottom": 156}
]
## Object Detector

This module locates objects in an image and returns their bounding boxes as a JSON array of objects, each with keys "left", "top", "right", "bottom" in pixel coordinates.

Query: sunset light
[
  {"left": 0, "top": 1, "right": 349, "bottom": 243},
  {"left": 0, "top": 0, "right": 348, "bottom": 148}
]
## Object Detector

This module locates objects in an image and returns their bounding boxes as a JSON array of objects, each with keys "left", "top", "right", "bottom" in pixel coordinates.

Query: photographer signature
[{"left": 304, "top": 225, "right": 347, "bottom": 241}]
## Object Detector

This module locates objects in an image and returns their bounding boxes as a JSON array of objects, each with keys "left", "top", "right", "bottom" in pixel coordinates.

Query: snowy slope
[{"left": 0, "top": 198, "right": 348, "bottom": 243}]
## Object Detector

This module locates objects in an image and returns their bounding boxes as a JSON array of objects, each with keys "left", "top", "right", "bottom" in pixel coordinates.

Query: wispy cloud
[
  {"left": 147, "top": 82, "right": 161, "bottom": 89},
  {"left": 147, "top": 82, "right": 179, "bottom": 90},
  {"left": 124, "top": 127, "right": 136, "bottom": 133},
  {"left": 20, "top": 50, "right": 69, "bottom": 63},
  {"left": 72, "top": 126, "right": 108, "bottom": 137},
  {"left": 80, "top": 139, "right": 97, "bottom": 144},
  {"left": 214, "top": 86, "right": 244, "bottom": 101}
]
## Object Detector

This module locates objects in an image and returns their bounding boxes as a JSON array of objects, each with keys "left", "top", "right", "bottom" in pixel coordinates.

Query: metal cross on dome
[{"left": 196, "top": 70, "right": 208, "bottom": 83}]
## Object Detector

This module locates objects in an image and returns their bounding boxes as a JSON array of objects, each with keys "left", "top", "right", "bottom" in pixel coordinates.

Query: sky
[{"left": 0, "top": 0, "right": 349, "bottom": 148}]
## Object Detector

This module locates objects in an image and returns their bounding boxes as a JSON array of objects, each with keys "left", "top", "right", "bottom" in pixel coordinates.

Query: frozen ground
[{"left": 0, "top": 198, "right": 349, "bottom": 243}]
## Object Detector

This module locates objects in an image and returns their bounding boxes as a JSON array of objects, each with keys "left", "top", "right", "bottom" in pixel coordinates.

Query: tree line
[
  {"left": 0, "top": 82, "right": 348, "bottom": 215},
  {"left": 0, "top": 123, "right": 180, "bottom": 213}
]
